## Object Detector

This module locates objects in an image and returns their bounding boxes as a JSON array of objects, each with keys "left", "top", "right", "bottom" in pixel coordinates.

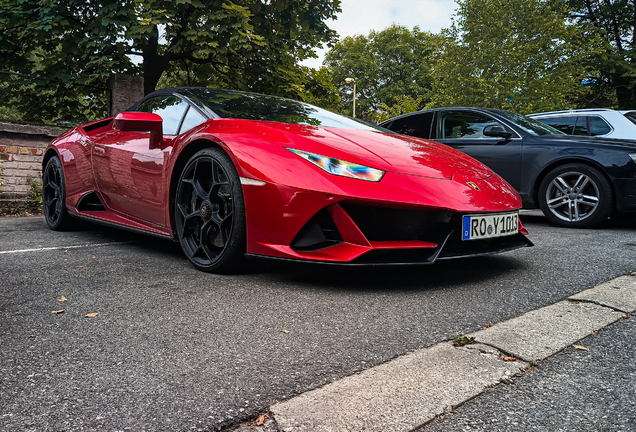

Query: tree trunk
[
  {"left": 615, "top": 76, "right": 634, "bottom": 110},
  {"left": 142, "top": 26, "right": 163, "bottom": 96}
]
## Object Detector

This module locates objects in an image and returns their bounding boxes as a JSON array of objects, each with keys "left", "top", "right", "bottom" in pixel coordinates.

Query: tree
[
  {"left": 564, "top": 0, "right": 636, "bottom": 108},
  {"left": 0, "top": 0, "right": 341, "bottom": 100},
  {"left": 428, "top": 0, "right": 600, "bottom": 114},
  {"left": 324, "top": 25, "right": 440, "bottom": 116}
]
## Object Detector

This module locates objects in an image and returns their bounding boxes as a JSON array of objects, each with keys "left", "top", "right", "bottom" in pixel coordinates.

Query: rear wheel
[
  {"left": 42, "top": 156, "right": 72, "bottom": 230},
  {"left": 174, "top": 148, "right": 247, "bottom": 273},
  {"left": 538, "top": 163, "right": 613, "bottom": 228}
]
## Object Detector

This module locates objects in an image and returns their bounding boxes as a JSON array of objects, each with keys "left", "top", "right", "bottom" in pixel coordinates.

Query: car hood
[{"left": 229, "top": 121, "right": 495, "bottom": 180}]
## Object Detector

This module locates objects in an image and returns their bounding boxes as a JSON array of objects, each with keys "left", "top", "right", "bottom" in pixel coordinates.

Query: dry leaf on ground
[
  {"left": 255, "top": 413, "right": 267, "bottom": 426},
  {"left": 27, "top": 335, "right": 34, "bottom": 339},
  {"left": 52, "top": 310, "right": 65, "bottom": 314},
  {"left": 58, "top": 296, "right": 67, "bottom": 302},
  {"left": 503, "top": 356, "right": 517, "bottom": 362},
  {"left": 85, "top": 312, "right": 99, "bottom": 318},
  {"left": 573, "top": 344, "right": 589, "bottom": 351},
  {"left": 280, "top": 329, "right": 290, "bottom": 334},
  {"left": 485, "top": 323, "right": 492, "bottom": 328}
]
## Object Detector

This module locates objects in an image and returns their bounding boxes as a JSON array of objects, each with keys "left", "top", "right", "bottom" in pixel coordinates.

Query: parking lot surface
[{"left": 1, "top": 214, "right": 635, "bottom": 431}]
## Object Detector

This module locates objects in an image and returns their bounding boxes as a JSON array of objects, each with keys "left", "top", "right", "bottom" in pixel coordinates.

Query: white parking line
[{"left": 0, "top": 241, "right": 133, "bottom": 254}]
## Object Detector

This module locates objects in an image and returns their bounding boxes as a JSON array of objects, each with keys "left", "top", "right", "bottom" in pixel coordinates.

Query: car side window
[
  {"left": 179, "top": 107, "right": 205, "bottom": 134},
  {"left": 540, "top": 116, "right": 577, "bottom": 135},
  {"left": 388, "top": 113, "right": 434, "bottom": 139},
  {"left": 573, "top": 117, "right": 588, "bottom": 136},
  {"left": 589, "top": 116, "right": 611, "bottom": 136},
  {"left": 136, "top": 96, "right": 188, "bottom": 135},
  {"left": 439, "top": 111, "right": 501, "bottom": 139}
]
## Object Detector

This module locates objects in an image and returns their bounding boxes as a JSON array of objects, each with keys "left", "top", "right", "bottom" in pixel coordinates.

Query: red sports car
[{"left": 43, "top": 88, "right": 532, "bottom": 273}]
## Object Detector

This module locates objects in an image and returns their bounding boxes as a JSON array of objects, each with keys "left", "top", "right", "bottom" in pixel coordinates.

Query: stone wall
[{"left": 0, "top": 122, "right": 65, "bottom": 214}]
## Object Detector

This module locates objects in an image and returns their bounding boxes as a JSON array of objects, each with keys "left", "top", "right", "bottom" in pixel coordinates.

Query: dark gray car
[{"left": 380, "top": 108, "right": 636, "bottom": 228}]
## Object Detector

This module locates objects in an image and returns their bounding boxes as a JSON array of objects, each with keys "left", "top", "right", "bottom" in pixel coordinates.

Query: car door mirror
[
  {"left": 483, "top": 124, "right": 513, "bottom": 139},
  {"left": 114, "top": 112, "right": 164, "bottom": 149}
]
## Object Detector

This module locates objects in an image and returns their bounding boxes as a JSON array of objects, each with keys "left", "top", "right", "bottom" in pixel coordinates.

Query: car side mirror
[
  {"left": 483, "top": 124, "right": 513, "bottom": 139},
  {"left": 114, "top": 112, "right": 164, "bottom": 149}
]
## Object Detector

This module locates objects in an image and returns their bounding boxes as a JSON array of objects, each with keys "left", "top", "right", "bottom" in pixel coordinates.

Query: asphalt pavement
[{"left": 1, "top": 213, "right": 635, "bottom": 431}]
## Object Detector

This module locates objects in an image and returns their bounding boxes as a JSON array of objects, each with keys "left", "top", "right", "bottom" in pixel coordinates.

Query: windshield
[
  {"left": 490, "top": 109, "right": 564, "bottom": 136},
  {"left": 184, "top": 88, "right": 386, "bottom": 131}
]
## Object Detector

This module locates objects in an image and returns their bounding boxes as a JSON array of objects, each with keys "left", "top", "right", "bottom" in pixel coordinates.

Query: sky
[{"left": 301, "top": 0, "right": 459, "bottom": 69}]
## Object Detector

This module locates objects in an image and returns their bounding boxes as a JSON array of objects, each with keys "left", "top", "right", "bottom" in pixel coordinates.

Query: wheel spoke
[
  {"left": 579, "top": 195, "right": 599, "bottom": 207},
  {"left": 573, "top": 201, "right": 581, "bottom": 220},
  {"left": 548, "top": 196, "right": 568, "bottom": 209},
  {"left": 572, "top": 174, "right": 586, "bottom": 191},
  {"left": 199, "top": 221, "right": 218, "bottom": 260},
  {"left": 554, "top": 176, "right": 570, "bottom": 194}
]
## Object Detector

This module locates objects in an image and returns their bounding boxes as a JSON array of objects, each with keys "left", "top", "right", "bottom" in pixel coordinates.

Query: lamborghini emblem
[{"left": 466, "top": 181, "right": 480, "bottom": 191}]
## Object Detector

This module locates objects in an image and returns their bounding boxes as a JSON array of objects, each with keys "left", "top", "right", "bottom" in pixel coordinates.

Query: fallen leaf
[
  {"left": 78, "top": 266, "right": 85, "bottom": 268},
  {"left": 255, "top": 414, "right": 266, "bottom": 426},
  {"left": 27, "top": 335, "right": 34, "bottom": 339},
  {"left": 573, "top": 344, "right": 589, "bottom": 351},
  {"left": 280, "top": 329, "right": 290, "bottom": 334},
  {"left": 58, "top": 296, "right": 68, "bottom": 302},
  {"left": 26, "top": 241, "right": 31, "bottom": 243},
  {"left": 485, "top": 323, "right": 492, "bottom": 328},
  {"left": 503, "top": 356, "right": 517, "bottom": 362},
  {"left": 85, "top": 312, "right": 99, "bottom": 318},
  {"left": 92, "top": 256, "right": 96, "bottom": 259},
  {"left": 52, "top": 310, "right": 65, "bottom": 314}
]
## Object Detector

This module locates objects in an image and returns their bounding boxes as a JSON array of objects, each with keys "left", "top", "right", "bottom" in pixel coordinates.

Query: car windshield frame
[
  {"left": 184, "top": 88, "right": 389, "bottom": 132},
  {"left": 489, "top": 109, "right": 565, "bottom": 136}
]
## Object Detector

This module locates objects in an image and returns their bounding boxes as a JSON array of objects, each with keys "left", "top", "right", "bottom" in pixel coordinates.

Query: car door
[
  {"left": 434, "top": 110, "right": 523, "bottom": 191},
  {"left": 90, "top": 95, "right": 191, "bottom": 227}
]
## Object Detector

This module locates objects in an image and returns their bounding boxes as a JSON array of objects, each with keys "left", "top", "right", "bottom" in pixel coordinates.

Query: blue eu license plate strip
[{"left": 462, "top": 212, "right": 519, "bottom": 241}]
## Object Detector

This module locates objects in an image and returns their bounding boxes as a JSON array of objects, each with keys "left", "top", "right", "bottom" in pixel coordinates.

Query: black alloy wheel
[
  {"left": 538, "top": 163, "right": 613, "bottom": 228},
  {"left": 174, "top": 148, "right": 246, "bottom": 273},
  {"left": 42, "top": 156, "right": 72, "bottom": 230}
]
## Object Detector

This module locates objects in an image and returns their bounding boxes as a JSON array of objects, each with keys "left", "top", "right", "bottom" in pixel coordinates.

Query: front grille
[{"left": 339, "top": 203, "right": 454, "bottom": 244}]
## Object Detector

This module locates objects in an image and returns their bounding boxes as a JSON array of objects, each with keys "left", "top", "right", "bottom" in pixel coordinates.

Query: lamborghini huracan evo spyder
[{"left": 42, "top": 88, "right": 533, "bottom": 273}]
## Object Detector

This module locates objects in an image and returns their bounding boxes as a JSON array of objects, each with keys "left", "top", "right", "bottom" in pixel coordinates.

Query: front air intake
[{"left": 290, "top": 208, "right": 343, "bottom": 252}]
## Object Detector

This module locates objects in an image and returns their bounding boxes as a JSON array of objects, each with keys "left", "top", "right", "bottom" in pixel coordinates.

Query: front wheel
[
  {"left": 174, "top": 148, "right": 247, "bottom": 273},
  {"left": 538, "top": 163, "right": 613, "bottom": 228},
  {"left": 42, "top": 156, "right": 72, "bottom": 230}
]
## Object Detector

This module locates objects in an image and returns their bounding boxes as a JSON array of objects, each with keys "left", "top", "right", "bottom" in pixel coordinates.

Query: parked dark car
[{"left": 380, "top": 108, "right": 636, "bottom": 228}]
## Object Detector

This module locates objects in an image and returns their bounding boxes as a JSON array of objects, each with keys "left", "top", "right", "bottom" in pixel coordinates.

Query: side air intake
[{"left": 76, "top": 191, "right": 106, "bottom": 212}]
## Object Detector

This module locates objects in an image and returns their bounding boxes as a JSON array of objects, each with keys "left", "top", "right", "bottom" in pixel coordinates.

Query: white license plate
[{"left": 462, "top": 212, "right": 519, "bottom": 241}]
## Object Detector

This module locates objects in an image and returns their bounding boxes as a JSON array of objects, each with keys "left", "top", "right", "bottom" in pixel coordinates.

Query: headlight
[
  {"left": 630, "top": 153, "right": 636, "bottom": 164},
  {"left": 287, "top": 148, "right": 385, "bottom": 182}
]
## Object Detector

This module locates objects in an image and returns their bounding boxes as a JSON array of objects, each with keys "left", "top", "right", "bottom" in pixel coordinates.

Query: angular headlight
[
  {"left": 630, "top": 153, "right": 636, "bottom": 164},
  {"left": 287, "top": 148, "right": 385, "bottom": 182}
]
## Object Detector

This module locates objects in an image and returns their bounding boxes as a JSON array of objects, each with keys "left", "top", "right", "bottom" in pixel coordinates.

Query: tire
[
  {"left": 538, "top": 163, "right": 613, "bottom": 228},
  {"left": 42, "top": 156, "right": 73, "bottom": 230},
  {"left": 174, "top": 147, "right": 247, "bottom": 273}
]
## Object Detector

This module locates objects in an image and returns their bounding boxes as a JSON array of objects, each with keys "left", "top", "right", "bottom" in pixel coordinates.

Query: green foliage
[
  {"left": 0, "top": 73, "right": 108, "bottom": 124},
  {"left": 0, "top": 0, "right": 341, "bottom": 104},
  {"left": 428, "top": 0, "right": 601, "bottom": 114},
  {"left": 369, "top": 95, "right": 424, "bottom": 124},
  {"left": 452, "top": 334, "right": 477, "bottom": 346},
  {"left": 25, "top": 175, "right": 43, "bottom": 214},
  {"left": 563, "top": 0, "right": 635, "bottom": 108},
  {"left": 0, "top": 160, "right": 5, "bottom": 195},
  {"left": 325, "top": 25, "right": 441, "bottom": 116}
]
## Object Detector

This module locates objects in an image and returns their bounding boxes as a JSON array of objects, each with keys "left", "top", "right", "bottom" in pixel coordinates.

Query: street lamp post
[{"left": 345, "top": 77, "right": 356, "bottom": 117}]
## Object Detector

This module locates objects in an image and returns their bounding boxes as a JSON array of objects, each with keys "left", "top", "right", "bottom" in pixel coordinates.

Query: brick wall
[{"left": 0, "top": 122, "right": 65, "bottom": 213}]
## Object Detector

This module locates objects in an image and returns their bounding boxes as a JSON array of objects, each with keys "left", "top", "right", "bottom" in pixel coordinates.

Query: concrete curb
[{"left": 231, "top": 274, "right": 635, "bottom": 432}]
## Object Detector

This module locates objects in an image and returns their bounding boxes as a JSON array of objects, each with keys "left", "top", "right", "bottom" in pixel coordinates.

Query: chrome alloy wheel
[{"left": 545, "top": 171, "right": 600, "bottom": 222}]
